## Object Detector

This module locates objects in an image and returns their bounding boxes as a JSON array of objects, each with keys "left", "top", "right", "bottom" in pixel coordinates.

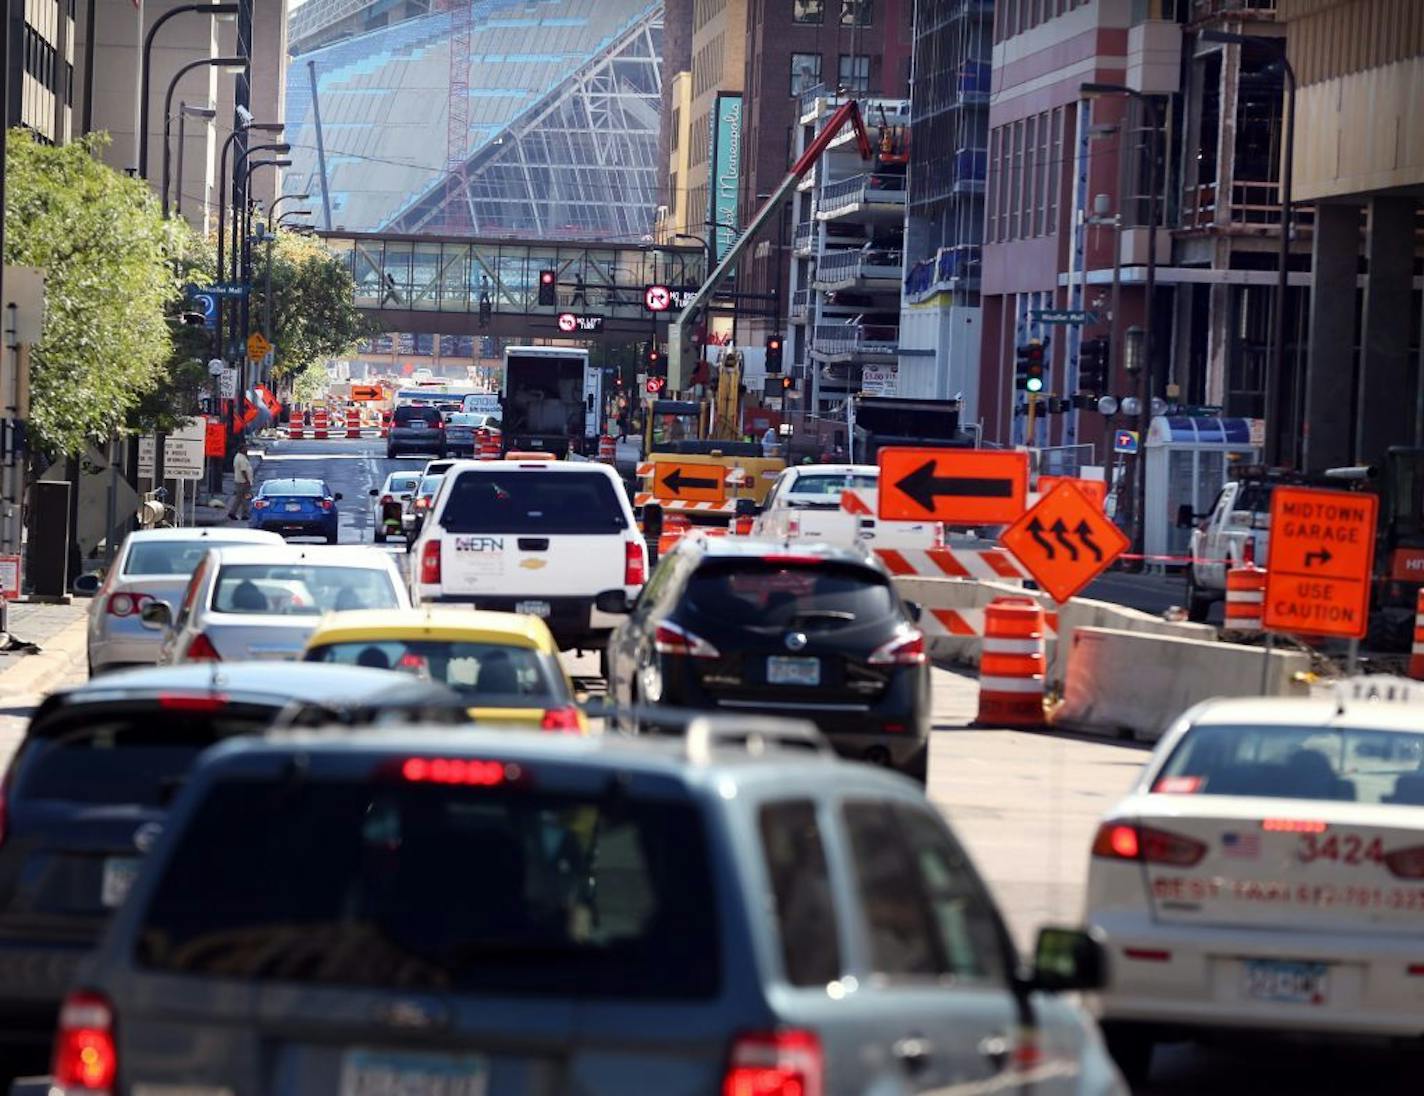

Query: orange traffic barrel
[
  {"left": 287, "top": 405, "right": 304, "bottom": 439},
  {"left": 380, "top": 410, "right": 391, "bottom": 438},
  {"left": 478, "top": 429, "right": 501, "bottom": 460},
  {"left": 312, "top": 409, "right": 328, "bottom": 440},
  {"left": 1410, "top": 589, "right": 1424, "bottom": 681},
  {"left": 1224, "top": 566, "right": 1264, "bottom": 635},
  {"left": 345, "top": 407, "right": 362, "bottom": 439},
  {"left": 976, "top": 597, "right": 1045, "bottom": 728},
  {"left": 598, "top": 435, "right": 616, "bottom": 463}
]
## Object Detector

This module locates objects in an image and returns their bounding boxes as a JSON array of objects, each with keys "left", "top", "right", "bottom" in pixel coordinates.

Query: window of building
[
  {"left": 840, "top": 0, "right": 871, "bottom": 25},
  {"left": 838, "top": 54, "right": 870, "bottom": 94},
  {"left": 791, "top": 52, "right": 822, "bottom": 97},
  {"left": 1038, "top": 110, "right": 1053, "bottom": 236},
  {"left": 793, "top": 0, "right": 823, "bottom": 23},
  {"left": 670, "top": 108, "right": 681, "bottom": 151},
  {"left": 1024, "top": 113, "right": 1038, "bottom": 237}
]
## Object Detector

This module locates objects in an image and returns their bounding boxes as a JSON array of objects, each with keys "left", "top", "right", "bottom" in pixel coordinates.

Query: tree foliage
[{"left": 4, "top": 130, "right": 180, "bottom": 454}]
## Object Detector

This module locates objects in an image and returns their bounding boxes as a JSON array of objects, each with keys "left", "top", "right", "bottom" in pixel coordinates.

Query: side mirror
[
  {"left": 334, "top": 492, "right": 344, "bottom": 501},
  {"left": 594, "top": 589, "right": 633, "bottom": 615},
  {"left": 734, "top": 497, "right": 759, "bottom": 518},
  {"left": 903, "top": 600, "right": 923, "bottom": 624},
  {"left": 139, "top": 600, "right": 173, "bottom": 631},
  {"left": 71, "top": 573, "right": 102, "bottom": 597},
  {"left": 369, "top": 488, "right": 379, "bottom": 497},
  {"left": 1175, "top": 503, "right": 1197, "bottom": 529},
  {"left": 1023, "top": 926, "right": 1107, "bottom": 993}
]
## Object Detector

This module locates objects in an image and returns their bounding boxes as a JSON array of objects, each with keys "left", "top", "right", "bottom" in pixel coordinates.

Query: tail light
[
  {"left": 105, "top": 592, "right": 153, "bottom": 618},
  {"left": 183, "top": 632, "right": 222, "bottom": 662},
  {"left": 52, "top": 990, "right": 117, "bottom": 1093},
  {"left": 625, "top": 540, "right": 646, "bottom": 586},
  {"left": 252, "top": 499, "right": 270, "bottom": 510},
  {"left": 787, "top": 514, "right": 801, "bottom": 537},
  {"left": 734, "top": 515, "right": 753, "bottom": 536},
  {"left": 1091, "top": 822, "right": 1206, "bottom": 866},
  {"left": 319, "top": 499, "right": 334, "bottom": 512},
  {"left": 1241, "top": 536, "right": 1255, "bottom": 567},
  {"left": 723, "top": 1029, "right": 823, "bottom": 1096},
  {"left": 540, "top": 706, "right": 584, "bottom": 733},
  {"left": 868, "top": 630, "right": 926, "bottom": 665},
  {"left": 654, "top": 621, "right": 720, "bottom": 659},
  {"left": 415, "top": 496, "right": 430, "bottom": 511},
  {"left": 380, "top": 494, "right": 394, "bottom": 505},
  {"left": 1385, "top": 845, "right": 1424, "bottom": 880},
  {"left": 435, "top": 418, "right": 446, "bottom": 430},
  {"left": 419, "top": 540, "right": 442, "bottom": 585}
]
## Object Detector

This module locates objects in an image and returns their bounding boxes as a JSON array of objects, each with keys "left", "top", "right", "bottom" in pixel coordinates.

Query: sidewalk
[{"left": 0, "top": 599, "right": 92, "bottom": 769}]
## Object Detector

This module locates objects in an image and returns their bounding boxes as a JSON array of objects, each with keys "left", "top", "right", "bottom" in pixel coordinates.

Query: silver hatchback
[{"left": 86, "top": 528, "right": 283, "bottom": 675}]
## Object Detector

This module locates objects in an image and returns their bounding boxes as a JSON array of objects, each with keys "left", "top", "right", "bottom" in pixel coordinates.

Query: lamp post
[
  {"left": 174, "top": 102, "right": 216, "bottom": 219},
  {"left": 240, "top": 159, "right": 291, "bottom": 376},
  {"left": 215, "top": 125, "right": 282, "bottom": 359},
  {"left": 276, "top": 209, "right": 313, "bottom": 228},
  {"left": 1200, "top": 29, "right": 1297, "bottom": 466},
  {"left": 137, "top": 2, "right": 239, "bottom": 180},
  {"left": 268, "top": 193, "right": 311, "bottom": 222},
  {"left": 161, "top": 57, "right": 246, "bottom": 216},
  {"left": 1081, "top": 82, "right": 1162, "bottom": 561}
]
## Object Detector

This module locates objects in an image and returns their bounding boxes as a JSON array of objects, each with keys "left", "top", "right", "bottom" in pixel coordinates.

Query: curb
[{"left": 0, "top": 615, "right": 90, "bottom": 698}]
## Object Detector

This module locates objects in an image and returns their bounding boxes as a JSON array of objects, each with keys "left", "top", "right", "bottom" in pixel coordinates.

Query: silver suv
[{"left": 43, "top": 721, "right": 1124, "bottom": 1096}]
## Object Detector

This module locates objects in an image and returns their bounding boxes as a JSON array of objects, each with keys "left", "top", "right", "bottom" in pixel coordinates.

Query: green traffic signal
[{"left": 1026, "top": 375, "right": 1044, "bottom": 393}]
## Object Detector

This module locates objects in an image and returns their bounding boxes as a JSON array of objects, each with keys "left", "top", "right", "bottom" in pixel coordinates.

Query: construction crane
[{"left": 437, "top": 0, "right": 473, "bottom": 231}]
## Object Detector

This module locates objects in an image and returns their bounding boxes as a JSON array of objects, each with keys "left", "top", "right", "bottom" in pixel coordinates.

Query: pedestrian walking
[
  {"left": 761, "top": 426, "right": 779, "bottom": 458},
  {"left": 229, "top": 445, "right": 254, "bottom": 520}
]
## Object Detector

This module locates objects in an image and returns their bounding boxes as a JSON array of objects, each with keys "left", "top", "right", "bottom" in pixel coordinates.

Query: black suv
[
  {"left": 386, "top": 404, "right": 446, "bottom": 458},
  {"left": 603, "top": 538, "right": 931, "bottom": 781}
]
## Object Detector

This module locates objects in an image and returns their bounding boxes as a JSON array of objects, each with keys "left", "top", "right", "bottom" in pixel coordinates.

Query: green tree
[{"left": 4, "top": 130, "right": 179, "bottom": 454}]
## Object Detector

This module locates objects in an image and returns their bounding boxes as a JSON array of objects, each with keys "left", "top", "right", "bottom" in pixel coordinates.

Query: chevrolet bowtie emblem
[{"left": 520, "top": 558, "right": 548, "bottom": 570}]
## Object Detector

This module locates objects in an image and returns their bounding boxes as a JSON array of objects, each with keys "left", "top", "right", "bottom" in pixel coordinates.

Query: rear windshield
[
  {"left": 385, "top": 475, "right": 420, "bottom": 494},
  {"left": 125, "top": 540, "right": 232, "bottom": 576},
  {"left": 14, "top": 710, "right": 274, "bottom": 808},
  {"left": 394, "top": 406, "right": 441, "bottom": 425},
  {"left": 686, "top": 560, "right": 897, "bottom": 629},
  {"left": 1157, "top": 724, "right": 1424, "bottom": 805},
  {"left": 447, "top": 414, "right": 482, "bottom": 427},
  {"left": 137, "top": 778, "right": 720, "bottom": 998},
  {"left": 787, "top": 473, "right": 877, "bottom": 496},
  {"left": 307, "top": 640, "right": 556, "bottom": 699},
  {"left": 440, "top": 471, "right": 627, "bottom": 535},
  {"left": 212, "top": 564, "right": 400, "bottom": 615},
  {"left": 258, "top": 480, "right": 324, "bottom": 497},
  {"left": 418, "top": 476, "right": 444, "bottom": 496}
]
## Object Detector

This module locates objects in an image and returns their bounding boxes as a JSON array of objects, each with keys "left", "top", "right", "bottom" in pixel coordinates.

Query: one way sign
[{"left": 1000, "top": 481, "right": 1129, "bottom": 602}]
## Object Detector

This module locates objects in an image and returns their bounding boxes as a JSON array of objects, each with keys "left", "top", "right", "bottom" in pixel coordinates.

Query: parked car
[
  {"left": 145, "top": 544, "right": 409, "bottom": 664},
  {"left": 249, "top": 477, "right": 342, "bottom": 543},
  {"left": 43, "top": 719, "right": 1123, "bottom": 1096},
  {"left": 0, "top": 662, "right": 429, "bottom": 1077},
  {"left": 369, "top": 470, "right": 421, "bottom": 543},
  {"left": 85, "top": 528, "right": 282, "bottom": 675},
  {"left": 442, "top": 412, "right": 486, "bottom": 457},
  {"left": 605, "top": 538, "right": 930, "bottom": 781},
  {"left": 302, "top": 607, "right": 585, "bottom": 730},
  {"left": 386, "top": 404, "right": 446, "bottom": 459}
]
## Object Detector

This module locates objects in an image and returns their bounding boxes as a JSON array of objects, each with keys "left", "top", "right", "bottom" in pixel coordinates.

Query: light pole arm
[
  {"left": 162, "top": 56, "right": 246, "bottom": 216},
  {"left": 138, "top": 2, "right": 239, "bottom": 179}
]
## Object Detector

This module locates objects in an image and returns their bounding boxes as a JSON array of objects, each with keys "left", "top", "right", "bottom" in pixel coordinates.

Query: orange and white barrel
[
  {"left": 478, "top": 430, "right": 501, "bottom": 461},
  {"left": 1224, "top": 566, "right": 1265, "bottom": 635},
  {"left": 287, "top": 405, "right": 304, "bottom": 439},
  {"left": 597, "top": 435, "right": 616, "bottom": 464},
  {"left": 380, "top": 410, "right": 391, "bottom": 438},
  {"left": 312, "top": 408, "right": 329, "bottom": 440},
  {"left": 976, "top": 597, "right": 1045, "bottom": 728},
  {"left": 346, "top": 406, "right": 362, "bottom": 439},
  {"left": 1410, "top": 589, "right": 1424, "bottom": 681}
]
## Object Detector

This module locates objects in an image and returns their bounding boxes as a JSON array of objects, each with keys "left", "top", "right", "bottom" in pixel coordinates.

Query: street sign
[
  {"left": 207, "top": 358, "right": 225, "bottom": 377},
  {"left": 643, "top": 284, "right": 671, "bottom": 312},
  {"left": 204, "top": 418, "right": 226, "bottom": 458},
  {"left": 1001, "top": 481, "right": 1130, "bottom": 602},
  {"left": 246, "top": 333, "right": 271, "bottom": 362},
  {"left": 188, "top": 292, "right": 218, "bottom": 329},
  {"left": 164, "top": 419, "right": 207, "bottom": 480},
  {"left": 1263, "top": 486, "right": 1378, "bottom": 639},
  {"left": 1113, "top": 430, "right": 1139, "bottom": 455},
  {"left": 652, "top": 460, "right": 726, "bottom": 504},
  {"left": 645, "top": 377, "right": 666, "bottom": 395},
  {"left": 0, "top": 554, "right": 20, "bottom": 599},
  {"left": 186, "top": 282, "right": 247, "bottom": 300},
  {"left": 350, "top": 384, "right": 382, "bottom": 402},
  {"left": 557, "top": 312, "right": 604, "bottom": 333},
  {"left": 219, "top": 368, "right": 239, "bottom": 399},
  {"left": 877, "top": 448, "right": 1028, "bottom": 525},
  {"left": 1030, "top": 309, "right": 1098, "bottom": 325}
]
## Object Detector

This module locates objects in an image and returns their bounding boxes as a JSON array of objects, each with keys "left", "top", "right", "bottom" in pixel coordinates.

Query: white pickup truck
[
  {"left": 751, "top": 464, "right": 942, "bottom": 549},
  {"left": 1183, "top": 476, "right": 1273, "bottom": 620}
]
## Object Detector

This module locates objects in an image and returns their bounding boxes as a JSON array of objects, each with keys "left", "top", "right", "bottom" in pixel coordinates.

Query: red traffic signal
[{"left": 537, "top": 269, "right": 557, "bottom": 306}]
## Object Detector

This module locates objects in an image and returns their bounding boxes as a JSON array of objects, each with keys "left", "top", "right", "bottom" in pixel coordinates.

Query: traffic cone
[{"left": 976, "top": 597, "right": 1045, "bottom": 727}]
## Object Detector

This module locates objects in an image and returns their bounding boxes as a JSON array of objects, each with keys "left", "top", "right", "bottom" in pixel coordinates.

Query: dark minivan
[
  {"left": 604, "top": 538, "right": 931, "bottom": 781},
  {"left": 386, "top": 404, "right": 446, "bottom": 459}
]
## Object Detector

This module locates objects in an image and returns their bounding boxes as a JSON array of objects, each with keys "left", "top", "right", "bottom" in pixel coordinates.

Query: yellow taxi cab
[{"left": 300, "top": 607, "right": 587, "bottom": 731}]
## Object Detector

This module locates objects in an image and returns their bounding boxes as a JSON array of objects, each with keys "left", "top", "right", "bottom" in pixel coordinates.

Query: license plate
[
  {"left": 516, "top": 599, "right": 551, "bottom": 618},
  {"left": 101, "top": 857, "right": 141, "bottom": 908},
  {"left": 767, "top": 656, "right": 820, "bottom": 686},
  {"left": 340, "top": 1048, "right": 488, "bottom": 1096},
  {"left": 1244, "top": 959, "right": 1328, "bottom": 1005},
  {"left": 285, "top": 503, "right": 303, "bottom": 512}
]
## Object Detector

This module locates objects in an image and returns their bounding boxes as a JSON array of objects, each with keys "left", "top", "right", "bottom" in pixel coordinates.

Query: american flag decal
[{"left": 1222, "top": 832, "right": 1261, "bottom": 859}]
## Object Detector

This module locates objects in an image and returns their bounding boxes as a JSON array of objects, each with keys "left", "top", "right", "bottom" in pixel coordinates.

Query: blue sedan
[{"left": 250, "top": 477, "right": 342, "bottom": 542}]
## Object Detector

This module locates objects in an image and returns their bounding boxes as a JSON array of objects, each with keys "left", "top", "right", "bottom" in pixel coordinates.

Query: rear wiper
[{"left": 790, "top": 610, "right": 856, "bottom": 623}]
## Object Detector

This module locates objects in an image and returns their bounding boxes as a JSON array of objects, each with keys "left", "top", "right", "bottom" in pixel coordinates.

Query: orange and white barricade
[
  {"left": 380, "top": 411, "right": 391, "bottom": 438},
  {"left": 597, "top": 435, "right": 616, "bottom": 464},
  {"left": 287, "top": 406, "right": 304, "bottom": 439},
  {"left": 312, "top": 408, "right": 329, "bottom": 440},
  {"left": 1410, "top": 589, "right": 1424, "bottom": 680},
  {"left": 477, "top": 429, "right": 501, "bottom": 460},
  {"left": 1223, "top": 566, "right": 1265, "bottom": 635},
  {"left": 975, "top": 597, "right": 1046, "bottom": 727},
  {"left": 346, "top": 407, "right": 362, "bottom": 439}
]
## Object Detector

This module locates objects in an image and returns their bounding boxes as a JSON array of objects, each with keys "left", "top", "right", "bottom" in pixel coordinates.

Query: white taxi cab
[{"left": 1084, "top": 679, "right": 1424, "bottom": 1083}]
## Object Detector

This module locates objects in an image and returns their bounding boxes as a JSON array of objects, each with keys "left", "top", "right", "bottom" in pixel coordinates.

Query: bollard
[
  {"left": 1411, "top": 589, "right": 1424, "bottom": 681},
  {"left": 1223, "top": 566, "right": 1265, "bottom": 636},
  {"left": 975, "top": 597, "right": 1046, "bottom": 727}
]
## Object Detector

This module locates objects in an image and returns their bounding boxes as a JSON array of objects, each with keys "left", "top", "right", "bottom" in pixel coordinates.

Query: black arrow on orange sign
[
  {"left": 1051, "top": 519, "right": 1079, "bottom": 562},
  {"left": 661, "top": 466, "right": 720, "bottom": 495},
  {"left": 1026, "top": 516, "right": 1055, "bottom": 559},
  {"left": 1075, "top": 519, "right": 1104, "bottom": 562},
  {"left": 895, "top": 460, "right": 1015, "bottom": 512}
]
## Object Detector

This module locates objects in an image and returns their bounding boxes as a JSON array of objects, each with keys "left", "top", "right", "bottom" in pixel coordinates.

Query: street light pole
[
  {"left": 137, "top": 2, "right": 239, "bottom": 181},
  {"left": 174, "top": 102, "right": 216, "bottom": 219},
  {"left": 268, "top": 193, "right": 311, "bottom": 222},
  {"left": 1082, "top": 82, "right": 1161, "bottom": 562},
  {"left": 240, "top": 159, "right": 291, "bottom": 383},
  {"left": 161, "top": 57, "right": 246, "bottom": 217}
]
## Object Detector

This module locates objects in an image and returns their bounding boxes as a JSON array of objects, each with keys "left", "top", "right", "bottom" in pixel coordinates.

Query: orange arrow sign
[
  {"left": 877, "top": 448, "right": 1028, "bottom": 525},
  {"left": 1264, "top": 486, "right": 1377, "bottom": 639},
  {"left": 1000, "top": 481, "right": 1130, "bottom": 602},
  {"left": 652, "top": 460, "right": 726, "bottom": 503}
]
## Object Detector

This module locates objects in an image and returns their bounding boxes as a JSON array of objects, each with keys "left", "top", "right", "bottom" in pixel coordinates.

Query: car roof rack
[{"left": 684, "top": 715, "right": 833, "bottom": 765}]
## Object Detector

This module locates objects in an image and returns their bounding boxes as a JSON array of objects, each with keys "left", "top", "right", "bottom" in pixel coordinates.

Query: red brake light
[
  {"left": 540, "top": 706, "right": 583, "bottom": 733},
  {"left": 868, "top": 630, "right": 926, "bottom": 665},
  {"left": 625, "top": 539, "right": 646, "bottom": 586},
  {"left": 400, "top": 757, "right": 509, "bottom": 786},
  {"left": 415, "top": 496, "right": 430, "bottom": 510},
  {"left": 52, "top": 990, "right": 117, "bottom": 1092},
  {"left": 252, "top": 499, "right": 269, "bottom": 510},
  {"left": 183, "top": 632, "right": 222, "bottom": 662},
  {"left": 419, "top": 540, "right": 442, "bottom": 584},
  {"left": 319, "top": 499, "right": 334, "bottom": 512},
  {"left": 654, "top": 621, "right": 720, "bottom": 659},
  {"left": 1385, "top": 844, "right": 1424, "bottom": 880},
  {"left": 723, "top": 1029, "right": 823, "bottom": 1096},
  {"left": 1091, "top": 822, "right": 1206, "bottom": 866},
  {"left": 763, "top": 554, "right": 823, "bottom": 565},
  {"left": 106, "top": 592, "right": 153, "bottom": 618},
  {"left": 380, "top": 494, "right": 394, "bottom": 505},
  {"left": 1241, "top": 537, "right": 1255, "bottom": 566},
  {"left": 157, "top": 693, "right": 228, "bottom": 712}
]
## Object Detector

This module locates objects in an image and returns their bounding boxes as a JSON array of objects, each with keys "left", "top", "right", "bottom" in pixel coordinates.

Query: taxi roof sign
[
  {"left": 877, "top": 448, "right": 1028, "bottom": 525},
  {"left": 1263, "top": 486, "right": 1377, "bottom": 639}
]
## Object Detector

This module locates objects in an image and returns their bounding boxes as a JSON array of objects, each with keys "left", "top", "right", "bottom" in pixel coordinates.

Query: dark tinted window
[
  {"left": 759, "top": 801, "right": 841, "bottom": 986},
  {"left": 394, "top": 406, "right": 442, "bottom": 426},
  {"left": 385, "top": 475, "right": 420, "bottom": 494},
  {"left": 842, "top": 801, "right": 941, "bottom": 978},
  {"left": 440, "top": 471, "right": 627, "bottom": 534},
  {"left": 138, "top": 778, "right": 720, "bottom": 998},
  {"left": 14, "top": 710, "right": 273, "bottom": 807},
  {"left": 686, "top": 561, "right": 897, "bottom": 629}
]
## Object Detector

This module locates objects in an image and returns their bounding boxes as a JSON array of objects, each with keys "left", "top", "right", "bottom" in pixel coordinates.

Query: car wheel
[
  {"left": 1185, "top": 570, "right": 1212, "bottom": 623},
  {"left": 386, "top": 447, "right": 398, "bottom": 459},
  {"left": 1102, "top": 1023, "right": 1154, "bottom": 1087},
  {"left": 898, "top": 742, "right": 929, "bottom": 786},
  {"left": 374, "top": 528, "right": 386, "bottom": 544},
  {"left": 326, "top": 531, "right": 339, "bottom": 545}
]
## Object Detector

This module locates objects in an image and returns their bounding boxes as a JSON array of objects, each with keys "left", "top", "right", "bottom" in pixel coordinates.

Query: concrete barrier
[{"left": 1052, "top": 626, "right": 1311, "bottom": 743}]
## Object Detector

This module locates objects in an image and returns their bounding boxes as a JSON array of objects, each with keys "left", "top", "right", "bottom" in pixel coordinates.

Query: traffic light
[
  {"left": 765, "top": 335, "right": 784, "bottom": 373},
  {"left": 537, "top": 269, "right": 556, "bottom": 306},
  {"left": 1015, "top": 339, "right": 1046, "bottom": 393},
  {"left": 646, "top": 345, "right": 663, "bottom": 374},
  {"left": 780, "top": 375, "right": 795, "bottom": 392},
  {"left": 1079, "top": 337, "right": 1108, "bottom": 394}
]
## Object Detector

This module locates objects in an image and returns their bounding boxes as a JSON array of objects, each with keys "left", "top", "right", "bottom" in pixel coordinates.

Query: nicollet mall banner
[{"left": 707, "top": 92, "right": 742, "bottom": 270}]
